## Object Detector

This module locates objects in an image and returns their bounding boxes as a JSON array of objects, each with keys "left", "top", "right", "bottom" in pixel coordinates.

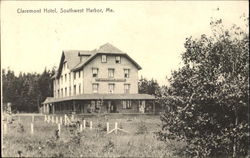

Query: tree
[
  {"left": 37, "top": 68, "right": 55, "bottom": 110},
  {"left": 158, "top": 17, "right": 249, "bottom": 157},
  {"left": 138, "top": 76, "right": 161, "bottom": 96}
]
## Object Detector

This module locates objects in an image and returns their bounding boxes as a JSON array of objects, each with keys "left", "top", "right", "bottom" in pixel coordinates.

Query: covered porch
[{"left": 41, "top": 94, "right": 157, "bottom": 114}]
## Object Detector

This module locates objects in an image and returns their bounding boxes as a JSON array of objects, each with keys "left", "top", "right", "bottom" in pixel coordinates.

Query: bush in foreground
[{"left": 158, "top": 17, "right": 249, "bottom": 157}]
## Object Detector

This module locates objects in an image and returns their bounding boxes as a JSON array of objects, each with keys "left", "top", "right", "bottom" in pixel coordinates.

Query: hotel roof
[{"left": 53, "top": 43, "right": 142, "bottom": 79}]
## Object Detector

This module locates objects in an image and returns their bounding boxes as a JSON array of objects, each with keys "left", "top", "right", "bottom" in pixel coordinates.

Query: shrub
[
  {"left": 17, "top": 123, "right": 25, "bottom": 133},
  {"left": 54, "top": 129, "right": 60, "bottom": 140},
  {"left": 97, "top": 122, "right": 106, "bottom": 132},
  {"left": 46, "top": 139, "right": 57, "bottom": 149},
  {"left": 68, "top": 127, "right": 82, "bottom": 145},
  {"left": 158, "top": 18, "right": 249, "bottom": 157},
  {"left": 102, "top": 139, "right": 115, "bottom": 153},
  {"left": 135, "top": 121, "right": 148, "bottom": 135},
  {"left": 52, "top": 152, "right": 64, "bottom": 158}
]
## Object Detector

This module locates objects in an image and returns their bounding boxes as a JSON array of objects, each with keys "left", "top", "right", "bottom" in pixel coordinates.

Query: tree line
[{"left": 2, "top": 68, "right": 55, "bottom": 113}]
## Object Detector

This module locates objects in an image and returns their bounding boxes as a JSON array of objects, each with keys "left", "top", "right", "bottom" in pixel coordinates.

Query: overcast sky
[{"left": 1, "top": 1, "right": 248, "bottom": 85}]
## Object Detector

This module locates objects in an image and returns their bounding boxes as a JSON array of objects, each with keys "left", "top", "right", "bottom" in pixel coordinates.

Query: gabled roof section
[
  {"left": 73, "top": 43, "right": 142, "bottom": 71},
  {"left": 97, "top": 43, "right": 123, "bottom": 54},
  {"left": 53, "top": 43, "right": 142, "bottom": 78},
  {"left": 53, "top": 50, "right": 95, "bottom": 79}
]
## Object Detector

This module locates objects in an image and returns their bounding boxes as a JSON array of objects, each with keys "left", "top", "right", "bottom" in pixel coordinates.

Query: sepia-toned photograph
[{"left": 1, "top": 1, "right": 249, "bottom": 157}]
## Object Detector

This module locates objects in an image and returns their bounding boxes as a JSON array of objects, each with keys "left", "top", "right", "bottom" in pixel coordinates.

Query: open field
[{"left": 2, "top": 114, "right": 185, "bottom": 157}]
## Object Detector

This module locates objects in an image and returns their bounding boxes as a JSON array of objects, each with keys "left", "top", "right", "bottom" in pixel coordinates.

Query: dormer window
[
  {"left": 115, "top": 56, "right": 121, "bottom": 64},
  {"left": 101, "top": 55, "right": 107, "bottom": 63},
  {"left": 92, "top": 68, "right": 98, "bottom": 77}
]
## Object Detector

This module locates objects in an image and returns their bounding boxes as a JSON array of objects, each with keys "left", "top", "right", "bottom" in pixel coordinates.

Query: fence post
[
  {"left": 52, "top": 116, "right": 54, "bottom": 123},
  {"left": 83, "top": 120, "right": 86, "bottom": 129},
  {"left": 6, "top": 115, "right": 9, "bottom": 123},
  {"left": 80, "top": 124, "right": 83, "bottom": 132},
  {"left": 31, "top": 123, "right": 34, "bottom": 134},
  {"left": 55, "top": 117, "right": 58, "bottom": 124},
  {"left": 60, "top": 117, "right": 63, "bottom": 125},
  {"left": 64, "top": 114, "right": 67, "bottom": 125},
  {"left": 115, "top": 122, "right": 118, "bottom": 134},
  {"left": 47, "top": 115, "right": 50, "bottom": 123},
  {"left": 32, "top": 115, "right": 34, "bottom": 122},
  {"left": 58, "top": 123, "right": 61, "bottom": 135},
  {"left": 71, "top": 115, "right": 74, "bottom": 121},
  {"left": 44, "top": 115, "right": 47, "bottom": 122},
  {"left": 107, "top": 122, "right": 109, "bottom": 133},
  {"left": 3, "top": 123, "right": 7, "bottom": 134},
  {"left": 90, "top": 121, "right": 92, "bottom": 130}
]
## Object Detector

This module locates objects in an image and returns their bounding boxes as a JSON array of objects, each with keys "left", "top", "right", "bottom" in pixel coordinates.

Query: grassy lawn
[{"left": 2, "top": 114, "right": 185, "bottom": 157}]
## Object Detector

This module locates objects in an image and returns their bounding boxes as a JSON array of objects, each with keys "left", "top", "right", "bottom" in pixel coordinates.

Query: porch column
[
  {"left": 52, "top": 104, "right": 55, "bottom": 114},
  {"left": 47, "top": 104, "right": 49, "bottom": 114},
  {"left": 43, "top": 105, "right": 45, "bottom": 114},
  {"left": 153, "top": 100, "right": 156, "bottom": 114},
  {"left": 108, "top": 101, "right": 111, "bottom": 113},
  {"left": 73, "top": 100, "right": 76, "bottom": 112},
  {"left": 59, "top": 103, "right": 61, "bottom": 113},
  {"left": 61, "top": 103, "right": 64, "bottom": 113}
]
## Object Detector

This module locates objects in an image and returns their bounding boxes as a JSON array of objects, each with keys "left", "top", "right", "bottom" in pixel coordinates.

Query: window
[
  {"left": 79, "top": 71, "right": 81, "bottom": 78},
  {"left": 115, "top": 56, "right": 121, "bottom": 63},
  {"left": 74, "top": 72, "right": 76, "bottom": 80},
  {"left": 108, "top": 68, "right": 114, "bottom": 78},
  {"left": 61, "top": 75, "right": 63, "bottom": 83},
  {"left": 122, "top": 100, "right": 132, "bottom": 109},
  {"left": 101, "top": 55, "right": 107, "bottom": 63},
  {"left": 124, "top": 84, "right": 130, "bottom": 93},
  {"left": 124, "top": 69, "right": 130, "bottom": 78},
  {"left": 65, "top": 74, "right": 67, "bottom": 82},
  {"left": 108, "top": 83, "right": 115, "bottom": 93},
  {"left": 65, "top": 87, "right": 67, "bottom": 97},
  {"left": 92, "top": 68, "right": 98, "bottom": 77},
  {"left": 61, "top": 88, "right": 63, "bottom": 97},
  {"left": 58, "top": 90, "right": 60, "bottom": 98},
  {"left": 79, "top": 84, "right": 81, "bottom": 94},
  {"left": 74, "top": 85, "right": 76, "bottom": 95},
  {"left": 58, "top": 79, "right": 60, "bottom": 85},
  {"left": 92, "top": 83, "right": 99, "bottom": 93}
]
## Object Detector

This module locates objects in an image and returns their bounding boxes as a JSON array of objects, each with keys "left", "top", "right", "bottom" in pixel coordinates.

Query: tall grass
[{"left": 2, "top": 115, "right": 184, "bottom": 157}]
